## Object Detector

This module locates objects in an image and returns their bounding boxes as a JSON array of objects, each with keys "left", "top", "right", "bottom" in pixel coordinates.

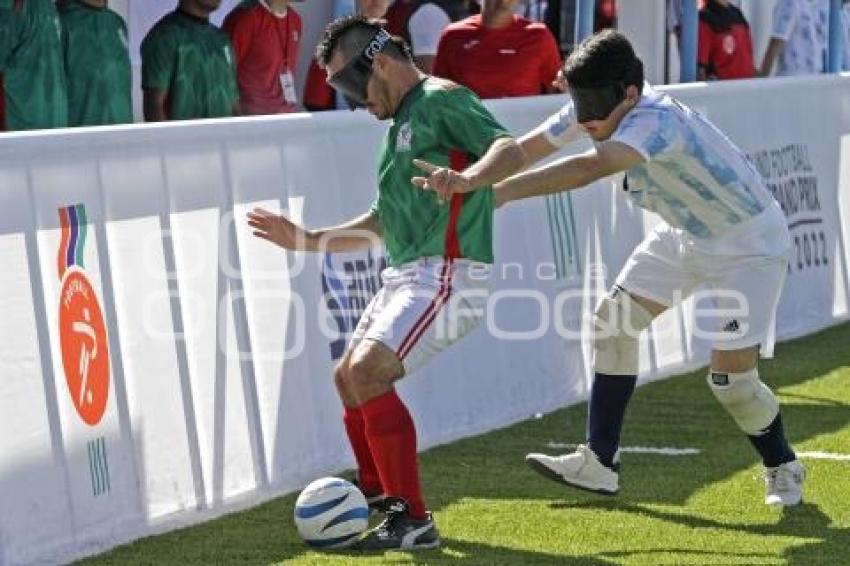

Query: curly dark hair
[
  {"left": 565, "top": 29, "right": 644, "bottom": 90},
  {"left": 316, "top": 14, "right": 412, "bottom": 69}
]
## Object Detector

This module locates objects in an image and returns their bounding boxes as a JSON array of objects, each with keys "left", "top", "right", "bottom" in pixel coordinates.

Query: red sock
[
  {"left": 343, "top": 406, "right": 382, "bottom": 495},
  {"left": 360, "top": 390, "right": 427, "bottom": 519}
]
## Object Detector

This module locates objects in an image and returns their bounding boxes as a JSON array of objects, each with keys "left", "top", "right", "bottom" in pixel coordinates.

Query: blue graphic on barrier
[{"left": 321, "top": 250, "right": 387, "bottom": 361}]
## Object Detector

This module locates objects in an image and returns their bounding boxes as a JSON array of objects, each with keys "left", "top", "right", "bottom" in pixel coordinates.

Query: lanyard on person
[{"left": 260, "top": 0, "right": 298, "bottom": 105}]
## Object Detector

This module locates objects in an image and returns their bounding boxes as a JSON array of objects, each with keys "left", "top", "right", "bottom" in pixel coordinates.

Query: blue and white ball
[{"left": 294, "top": 477, "right": 369, "bottom": 548}]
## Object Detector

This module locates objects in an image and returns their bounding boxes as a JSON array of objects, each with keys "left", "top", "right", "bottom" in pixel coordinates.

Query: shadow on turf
[
  {"left": 550, "top": 502, "right": 845, "bottom": 565},
  {"left": 324, "top": 538, "right": 614, "bottom": 565},
  {"left": 425, "top": 323, "right": 850, "bottom": 505}
]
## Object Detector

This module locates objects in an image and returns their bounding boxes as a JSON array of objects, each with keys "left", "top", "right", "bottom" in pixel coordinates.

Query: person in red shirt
[
  {"left": 697, "top": 0, "right": 756, "bottom": 80},
  {"left": 223, "top": 0, "right": 302, "bottom": 115},
  {"left": 432, "top": 0, "right": 562, "bottom": 99}
]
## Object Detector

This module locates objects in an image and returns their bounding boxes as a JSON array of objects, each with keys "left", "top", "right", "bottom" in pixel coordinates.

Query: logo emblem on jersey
[
  {"left": 396, "top": 122, "right": 413, "bottom": 152},
  {"left": 57, "top": 204, "right": 111, "bottom": 427},
  {"left": 463, "top": 40, "right": 480, "bottom": 50},
  {"left": 722, "top": 34, "right": 736, "bottom": 55}
]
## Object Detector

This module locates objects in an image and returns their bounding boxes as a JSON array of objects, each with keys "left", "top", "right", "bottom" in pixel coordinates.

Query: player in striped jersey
[{"left": 415, "top": 29, "right": 806, "bottom": 507}]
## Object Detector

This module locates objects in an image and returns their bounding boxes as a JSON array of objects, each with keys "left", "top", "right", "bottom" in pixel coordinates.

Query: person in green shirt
[
  {"left": 248, "top": 16, "right": 524, "bottom": 551},
  {"left": 0, "top": 0, "right": 67, "bottom": 131},
  {"left": 141, "top": 0, "right": 239, "bottom": 121},
  {"left": 58, "top": 0, "right": 132, "bottom": 126}
]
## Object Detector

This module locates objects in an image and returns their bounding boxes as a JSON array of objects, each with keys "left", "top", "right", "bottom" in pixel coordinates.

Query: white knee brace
[
  {"left": 592, "top": 288, "right": 655, "bottom": 376},
  {"left": 708, "top": 368, "right": 779, "bottom": 435}
]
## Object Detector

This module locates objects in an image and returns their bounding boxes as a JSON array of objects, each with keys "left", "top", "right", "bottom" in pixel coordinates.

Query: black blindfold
[
  {"left": 569, "top": 83, "right": 626, "bottom": 123},
  {"left": 328, "top": 28, "right": 394, "bottom": 110}
]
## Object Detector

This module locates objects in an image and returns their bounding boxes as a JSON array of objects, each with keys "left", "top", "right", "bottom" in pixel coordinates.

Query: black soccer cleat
[
  {"left": 350, "top": 477, "right": 388, "bottom": 516},
  {"left": 352, "top": 498, "right": 440, "bottom": 551}
]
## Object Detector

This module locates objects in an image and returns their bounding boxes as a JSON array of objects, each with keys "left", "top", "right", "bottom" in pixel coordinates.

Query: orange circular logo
[{"left": 59, "top": 269, "right": 110, "bottom": 426}]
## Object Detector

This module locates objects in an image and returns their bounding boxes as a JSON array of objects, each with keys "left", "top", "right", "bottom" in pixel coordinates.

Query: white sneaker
[
  {"left": 525, "top": 444, "right": 619, "bottom": 495},
  {"left": 764, "top": 459, "right": 805, "bottom": 506}
]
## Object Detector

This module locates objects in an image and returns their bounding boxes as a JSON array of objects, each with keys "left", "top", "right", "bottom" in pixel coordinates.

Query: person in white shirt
[
  {"left": 760, "top": 0, "right": 829, "bottom": 76},
  {"left": 414, "top": 29, "right": 806, "bottom": 507},
  {"left": 406, "top": 0, "right": 475, "bottom": 72}
]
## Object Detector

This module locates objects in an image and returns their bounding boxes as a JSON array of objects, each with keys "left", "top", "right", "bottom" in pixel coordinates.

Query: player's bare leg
[{"left": 709, "top": 346, "right": 804, "bottom": 506}]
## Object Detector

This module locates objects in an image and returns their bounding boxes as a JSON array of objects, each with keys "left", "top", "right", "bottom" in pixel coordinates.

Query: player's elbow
[{"left": 499, "top": 138, "right": 527, "bottom": 176}]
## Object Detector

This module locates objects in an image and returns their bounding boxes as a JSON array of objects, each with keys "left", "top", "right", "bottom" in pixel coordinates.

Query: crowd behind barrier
[{"left": 2, "top": 0, "right": 848, "bottom": 132}]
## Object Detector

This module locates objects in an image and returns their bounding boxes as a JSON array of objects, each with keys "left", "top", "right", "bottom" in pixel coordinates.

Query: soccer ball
[{"left": 294, "top": 477, "right": 369, "bottom": 548}]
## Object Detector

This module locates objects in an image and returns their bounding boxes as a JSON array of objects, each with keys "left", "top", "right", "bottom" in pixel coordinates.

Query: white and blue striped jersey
[{"left": 538, "top": 85, "right": 780, "bottom": 240}]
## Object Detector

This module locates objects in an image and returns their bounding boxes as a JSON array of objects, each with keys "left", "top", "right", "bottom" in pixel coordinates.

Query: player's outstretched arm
[
  {"left": 759, "top": 38, "right": 785, "bottom": 77},
  {"left": 494, "top": 140, "right": 644, "bottom": 207},
  {"left": 247, "top": 208, "right": 382, "bottom": 253},
  {"left": 411, "top": 136, "right": 525, "bottom": 201}
]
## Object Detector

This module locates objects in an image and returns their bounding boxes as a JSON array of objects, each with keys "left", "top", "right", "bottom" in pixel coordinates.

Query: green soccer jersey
[
  {"left": 0, "top": 0, "right": 68, "bottom": 131},
  {"left": 373, "top": 78, "right": 511, "bottom": 267},
  {"left": 141, "top": 9, "right": 238, "bottom": 121},
  {"left": 59, "top": 0, "right": 132, "bottom": 126}
]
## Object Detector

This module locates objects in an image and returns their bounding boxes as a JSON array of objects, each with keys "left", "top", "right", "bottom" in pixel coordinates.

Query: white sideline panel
[
  {"left": 98, "top": 154, "right": 199, "bottom": 522},
  {"left": 29, "top": 158, "right": 140, "bottom": 545},
  {"left": 0, "top": 167, "right": 75, "bottom": 565},
  {"left": 0, "top": 75, "right": 847, "bottom": 564},
  {"left": 837, "top": 135, "right": 850, "bottom": 318},
  {"left": 163, "top": 143, "right": 259, "bottom": 505}
]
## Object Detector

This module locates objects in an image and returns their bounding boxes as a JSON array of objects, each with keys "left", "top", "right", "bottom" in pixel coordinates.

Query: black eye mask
[
  {"left": 328, "top": 28, "right": 393, "bottom": 110},
  {"left": 569, "top": 83, "right": 626, "bottom": 123}
]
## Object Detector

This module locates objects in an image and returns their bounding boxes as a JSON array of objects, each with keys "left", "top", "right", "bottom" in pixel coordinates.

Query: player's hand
[
  {"left": 552, "top": 69, "right": 567, "bottom": 93},
  {"left": 411, "top": 159, "right": 472, "bottom": 203},
  {"left": 247, "top": 208, "right": 312, "bottom": 250}
]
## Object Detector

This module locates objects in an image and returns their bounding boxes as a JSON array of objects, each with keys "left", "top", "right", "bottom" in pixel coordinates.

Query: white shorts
[
  {"left": 347, "top": 256, "right": 490, "bottom": 374},
  {"left": 616, "top": 212, "right": 790, "bottom": 357}
]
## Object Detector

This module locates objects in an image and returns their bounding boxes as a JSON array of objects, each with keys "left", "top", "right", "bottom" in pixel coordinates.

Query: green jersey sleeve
[
  {"left": 141, "top": 29, "right": 175, "bottom": 91},
  {"left": 435, "top": 87, "right": 511, "bottom": 158}
]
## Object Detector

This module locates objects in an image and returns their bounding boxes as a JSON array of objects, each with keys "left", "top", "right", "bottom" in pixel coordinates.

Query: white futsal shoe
[
  {"left": 764, "top": 459, "right": 805, "bottom": 506},
  {"left": 525, "top": 444, "right": 619, "bottom": 495}
]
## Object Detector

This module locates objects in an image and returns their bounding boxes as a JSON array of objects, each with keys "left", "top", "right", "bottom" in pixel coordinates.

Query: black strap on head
[
  {"left": 568, "top": 83, "right": 626, "bottom": 123},
  {"left": 327, "top": 28, "right": 394, "bottom": 110}
]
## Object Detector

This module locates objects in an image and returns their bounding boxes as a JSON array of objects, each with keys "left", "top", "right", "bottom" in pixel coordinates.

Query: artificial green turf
[{"left": 80, "top": 323, "right": 850, "bottom": 565}]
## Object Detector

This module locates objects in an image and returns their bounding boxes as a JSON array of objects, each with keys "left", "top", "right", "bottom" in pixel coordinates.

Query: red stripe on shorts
[{"left": 396, "top": 259, "right": 454, "bottom": 361}]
